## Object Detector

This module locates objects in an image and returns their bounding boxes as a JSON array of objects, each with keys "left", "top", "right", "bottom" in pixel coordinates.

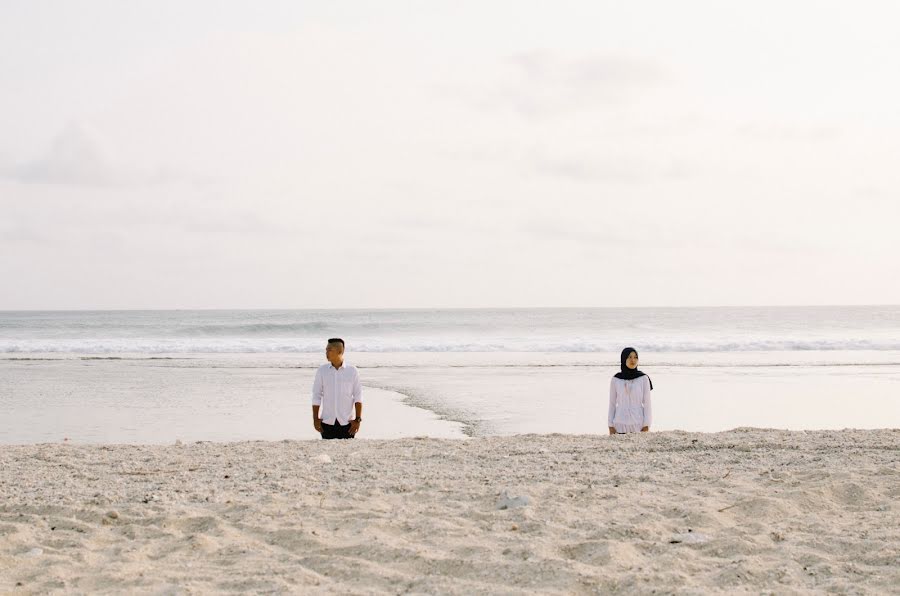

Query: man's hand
[
  {"left": 350, "top": 419, "right": 360, "bottom": 436},
  {"left": 608, "top": 427, "right": 616, "bottom": 435},
  {"left": 312, "top": 405, "right": 322, "bottom": 433}
]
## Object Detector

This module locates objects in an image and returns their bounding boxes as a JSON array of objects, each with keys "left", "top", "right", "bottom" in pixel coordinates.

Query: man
[{"left": 311, "top": 338, "right": 362, "bottom": 439}]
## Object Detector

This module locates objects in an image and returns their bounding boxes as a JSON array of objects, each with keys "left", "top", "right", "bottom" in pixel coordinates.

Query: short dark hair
[{"left": 327, "top": 338, "right": 345, "bottom": 348}]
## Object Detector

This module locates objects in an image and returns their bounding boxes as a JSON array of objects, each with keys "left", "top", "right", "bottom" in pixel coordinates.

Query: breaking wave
[{"left": 3, "top": 337, "right": 900, "bottom": 354}]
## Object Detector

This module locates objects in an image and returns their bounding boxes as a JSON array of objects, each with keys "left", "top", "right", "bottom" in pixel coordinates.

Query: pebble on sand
[
  {"left": 670, "top": 531, "right": 710, "bottom": 545},
  {"left": 497, "top": 490, "right": 530, "bottom": 510}
]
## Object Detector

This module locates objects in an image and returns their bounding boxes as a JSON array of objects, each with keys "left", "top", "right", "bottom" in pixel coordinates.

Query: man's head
[{"left": 325, "top": 338, "right": 345, "bottom": 366}]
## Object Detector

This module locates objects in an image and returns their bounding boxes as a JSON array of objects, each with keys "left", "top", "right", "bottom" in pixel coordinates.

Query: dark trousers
[{"left": 320, "top": 420, "right": 354, "bottom": 440}]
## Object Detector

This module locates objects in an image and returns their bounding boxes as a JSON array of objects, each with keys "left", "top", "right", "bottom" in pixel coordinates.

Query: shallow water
[
  {"left": 4, "top": 307, "right": 899, "bottom": 442},
  {"left": 2, "top": 350, "right": 898, "bottom": 444}
]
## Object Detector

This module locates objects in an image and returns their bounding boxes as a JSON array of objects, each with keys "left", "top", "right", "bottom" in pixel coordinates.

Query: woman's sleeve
[
  {"left": 642, "top": 376, "right": 652, "bottom": 427},
  {"left": 608, "top": 378, "right": 617, "bottom": 427}
]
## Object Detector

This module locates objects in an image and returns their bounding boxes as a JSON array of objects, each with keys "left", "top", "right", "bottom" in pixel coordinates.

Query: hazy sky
[{"left": 2, "top": 1, "right": 898, "bottom": 309}]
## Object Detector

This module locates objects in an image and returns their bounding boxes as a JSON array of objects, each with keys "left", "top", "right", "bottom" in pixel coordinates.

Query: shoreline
[
  {"left": 2, "top": 429, "right": 898, "bottom": 593},
  {"left": 3, "top": 425, "right": 900, "bottom": 447}
]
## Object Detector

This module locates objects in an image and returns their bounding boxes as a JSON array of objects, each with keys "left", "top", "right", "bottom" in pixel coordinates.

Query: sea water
[{"left": 1, "top": 307, "right": 899, "bottom": 443}]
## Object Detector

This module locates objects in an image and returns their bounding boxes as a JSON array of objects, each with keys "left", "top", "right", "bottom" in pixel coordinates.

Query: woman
[{"left": 608, "top": 347, "right": 653, "bottom": 434}]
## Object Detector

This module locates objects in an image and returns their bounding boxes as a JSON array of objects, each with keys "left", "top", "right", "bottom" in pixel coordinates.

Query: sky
[{"left": 1, "top": 1, "right": 898, "bottom": 309}]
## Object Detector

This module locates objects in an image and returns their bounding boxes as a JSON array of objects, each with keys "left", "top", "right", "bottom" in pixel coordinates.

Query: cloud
[
  {"left": 471, "top": 50, "right": 667, "bottom": 118},
  {"left": 519, "top": 216, "right": 633, "bottom": 247},
  {"left": 3, "top": 121, "right": 187, "bottom": 188},
  {"left": 854, "top": 186, "right": 897, "bottom": 204},
  {"left": 734, "top": 121, "right": 842, "bottom": 142},
  {"left": 531, "top": 152, "right": 689, "bottom": 183},
  {"left": 0, "top": 223, "right": 48, "bottom": 245},
  {"left": 176, "top": 205, "right": 295, "bottom": 237},
  {"left": 510, "top": 50, "right": 663, "bottom": 89}
]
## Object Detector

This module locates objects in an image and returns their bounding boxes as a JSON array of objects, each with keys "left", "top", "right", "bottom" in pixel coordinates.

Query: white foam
[{"left": 3, "top": 337, "right": 900, "bottom": 353}]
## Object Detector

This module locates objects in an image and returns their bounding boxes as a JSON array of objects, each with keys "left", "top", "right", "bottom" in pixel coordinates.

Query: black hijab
[{"left": 614, "top": 347, "right": 653, "bottom": 389}]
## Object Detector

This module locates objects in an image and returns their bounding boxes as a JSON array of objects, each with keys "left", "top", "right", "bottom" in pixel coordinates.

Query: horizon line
[{"left": 1, "top": 303, "right": 898, "bottom": 313}]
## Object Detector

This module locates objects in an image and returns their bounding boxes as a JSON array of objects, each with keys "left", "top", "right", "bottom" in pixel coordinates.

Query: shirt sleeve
[
  {"left": 352, "top": 368, "right": 362, "bottom": 404},
  {"left": 642, "top": 376, "right": 652, "bottom": 428},
  {"left": 608, "top": 377, "right": 617, "bottom": 427},
  {"left": 311, "top": 368, "right": 323, "bottom": 406}
]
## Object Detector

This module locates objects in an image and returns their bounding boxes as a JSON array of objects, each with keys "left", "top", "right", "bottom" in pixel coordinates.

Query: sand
[{"left": 1, "top": 429, "right": 898, "bottom": 594}]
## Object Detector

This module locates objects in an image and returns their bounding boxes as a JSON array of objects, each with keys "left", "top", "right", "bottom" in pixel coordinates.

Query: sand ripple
[{"left": 1, "top": 429, "right": 898, "bottom": 594}]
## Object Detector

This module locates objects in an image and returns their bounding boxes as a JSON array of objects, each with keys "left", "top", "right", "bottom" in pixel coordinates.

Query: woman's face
[{"left": 626, "top": 351, "right": 638, "bottom": 369}]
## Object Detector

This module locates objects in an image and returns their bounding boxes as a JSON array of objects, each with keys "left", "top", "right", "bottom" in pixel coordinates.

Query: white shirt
[
  {"left": 311, "top": 363, "right": 362, "bottom": 425},
  {"left": 608, "top": 375, "right": 652, "bottom": 433}
]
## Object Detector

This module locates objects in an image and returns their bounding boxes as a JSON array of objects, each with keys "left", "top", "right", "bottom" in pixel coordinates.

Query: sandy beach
[{"left": 1, "top": 429, "right": 898, "bottom": 594}]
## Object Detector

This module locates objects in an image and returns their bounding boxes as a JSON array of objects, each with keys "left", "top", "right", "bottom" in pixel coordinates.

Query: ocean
[{"left": 2, "top": 307, "right": 899, "bottom": 443}]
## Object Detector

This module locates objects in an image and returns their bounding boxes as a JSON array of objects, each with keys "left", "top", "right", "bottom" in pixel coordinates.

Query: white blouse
[{"left": 608, "top": 375, "right": 652, "bottom": 433}]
